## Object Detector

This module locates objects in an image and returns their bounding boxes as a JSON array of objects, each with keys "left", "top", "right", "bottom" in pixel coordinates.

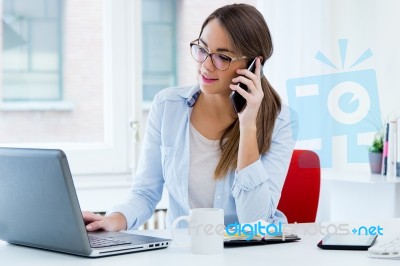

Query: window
[
  {"left": 142, "top": 0, "right": 176, "bottom": 105},
  {"left": 0, "top": 0, "right": 139, "bottom": 176},
  {"left": 2, "top": 0, "right": 63, "bottom": 101}
]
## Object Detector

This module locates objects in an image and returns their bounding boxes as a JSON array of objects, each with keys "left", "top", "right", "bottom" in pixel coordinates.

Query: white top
[{"left": 188, "top": 123, "right": 218, "bottom": 208}]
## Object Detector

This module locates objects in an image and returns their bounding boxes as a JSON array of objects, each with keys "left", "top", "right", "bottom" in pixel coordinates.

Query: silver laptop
[{"left": 0, "top": 147, "right": 171, "bottom": 257}]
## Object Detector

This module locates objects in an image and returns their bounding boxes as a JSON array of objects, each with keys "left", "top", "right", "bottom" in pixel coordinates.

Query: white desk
[{"left": 1, "top": 219, "right": 399, "bottom": 266}]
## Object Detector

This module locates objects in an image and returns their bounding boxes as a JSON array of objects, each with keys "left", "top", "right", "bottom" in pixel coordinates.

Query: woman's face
[{"left": 196, "top": 19, "right": 247, "bottom": 96}]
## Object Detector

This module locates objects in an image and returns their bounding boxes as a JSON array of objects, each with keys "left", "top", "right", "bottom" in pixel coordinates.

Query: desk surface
[{"left": 1, "top": 220, "right": 399, "bottom": 266}]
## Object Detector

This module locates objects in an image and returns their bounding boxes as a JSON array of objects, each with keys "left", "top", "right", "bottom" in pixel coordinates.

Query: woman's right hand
[{"left": 82, "top": 211, "right": 128, "bottom": 232}]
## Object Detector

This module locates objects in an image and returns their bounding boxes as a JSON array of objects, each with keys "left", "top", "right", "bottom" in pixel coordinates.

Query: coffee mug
[{"left": 171, "top": 208, "right": 224, "bottom": 254}]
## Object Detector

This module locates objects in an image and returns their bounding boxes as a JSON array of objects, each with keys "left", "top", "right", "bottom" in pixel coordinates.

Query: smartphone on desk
[
  {"left": 317, "top": 234, "right": 378, "bottom": 250},
  {"left": 230, "top": 58, "right": 257, "bottom": 113}
]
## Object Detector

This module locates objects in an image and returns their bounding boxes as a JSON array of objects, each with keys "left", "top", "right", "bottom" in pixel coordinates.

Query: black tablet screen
[{"left": 317, "top": 234, "right": 377, "bottom": 250}]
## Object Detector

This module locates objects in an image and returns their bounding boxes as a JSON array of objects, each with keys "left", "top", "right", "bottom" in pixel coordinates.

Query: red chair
[{"left": 277, "top": 150, "right": 321, "bottom": 223}]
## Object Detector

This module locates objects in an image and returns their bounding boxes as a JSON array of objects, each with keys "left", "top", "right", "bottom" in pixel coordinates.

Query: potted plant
[{"left": 368, "top": 132, "right": 383, "bottom": 174}]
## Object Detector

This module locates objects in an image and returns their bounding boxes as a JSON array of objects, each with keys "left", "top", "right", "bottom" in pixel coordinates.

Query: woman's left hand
[{"left": 229, "top": 57, "right": 264, "bottom": 129}]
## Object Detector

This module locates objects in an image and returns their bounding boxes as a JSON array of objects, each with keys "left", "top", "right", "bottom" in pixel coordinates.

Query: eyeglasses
[{"left": 190, "top": 39, "right": 247, "bottom": 71}]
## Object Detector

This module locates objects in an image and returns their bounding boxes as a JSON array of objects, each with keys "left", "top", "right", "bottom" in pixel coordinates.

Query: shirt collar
[{"left": 177, "top": 85, "right": 201, "bottom": 107}]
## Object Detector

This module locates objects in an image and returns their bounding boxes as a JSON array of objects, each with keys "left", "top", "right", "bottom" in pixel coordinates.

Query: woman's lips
[{"left": 201, "top": 74, "right": 218, "bottom": 84}]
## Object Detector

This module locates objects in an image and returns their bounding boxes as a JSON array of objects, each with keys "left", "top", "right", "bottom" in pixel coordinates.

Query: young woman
[{"left": 84, "top": 3, "right": 297, "bottom": 231}]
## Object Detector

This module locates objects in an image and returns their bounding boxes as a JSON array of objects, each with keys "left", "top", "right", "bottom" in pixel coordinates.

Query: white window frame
[{"left": 0, "top": 0, "right": 143, "bottom": 177}]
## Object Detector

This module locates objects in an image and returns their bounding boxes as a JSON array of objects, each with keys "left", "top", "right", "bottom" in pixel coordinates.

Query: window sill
[
  {"left": 0, "top": 101, "right": 75, "bottom": 112},
  {"left": 73, "top": 173, "right": 133, "bottom": 190}
]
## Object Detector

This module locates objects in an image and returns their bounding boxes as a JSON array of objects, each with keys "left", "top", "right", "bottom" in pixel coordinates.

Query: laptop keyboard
[{"left": 89, "top": 235, "right": 132, "bottom": 248}]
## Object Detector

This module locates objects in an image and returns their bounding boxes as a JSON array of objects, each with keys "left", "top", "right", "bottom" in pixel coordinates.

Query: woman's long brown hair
[{"left": 198, "top": 4, "right": 282, "bottom": 179}]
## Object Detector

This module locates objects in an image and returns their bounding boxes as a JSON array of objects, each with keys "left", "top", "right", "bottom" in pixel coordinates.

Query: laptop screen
[{"left": 0, "top": 148, "right": 93, "bottom": 255}]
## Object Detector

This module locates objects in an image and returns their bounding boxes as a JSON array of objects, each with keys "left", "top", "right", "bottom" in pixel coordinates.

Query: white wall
[{"left": 259, "top": 0, "right": 400, "bottom": 174}]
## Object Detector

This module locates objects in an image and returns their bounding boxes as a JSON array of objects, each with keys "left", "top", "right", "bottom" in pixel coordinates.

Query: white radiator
[{"left": 139, "top": 209, "right": 167, "bottom": 230}]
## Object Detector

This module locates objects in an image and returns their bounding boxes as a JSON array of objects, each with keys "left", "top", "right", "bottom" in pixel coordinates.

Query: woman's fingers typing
[{"left": 82, "top": 211, "right": 128, "bottom": 232}]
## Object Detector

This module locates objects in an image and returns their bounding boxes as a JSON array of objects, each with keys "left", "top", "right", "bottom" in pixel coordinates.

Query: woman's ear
[{"left": 258, "top": 56, "right": 264, "bottom": 77}]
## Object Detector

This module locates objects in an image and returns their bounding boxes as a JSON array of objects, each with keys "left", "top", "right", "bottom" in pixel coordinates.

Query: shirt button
[{"left": 216, "top": 195, "right": 221, "bottom": 200}]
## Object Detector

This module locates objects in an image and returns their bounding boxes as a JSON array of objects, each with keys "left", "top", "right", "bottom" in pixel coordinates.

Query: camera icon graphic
[{"left": 287, "top": 39, "right": 382, "bottom": 167}]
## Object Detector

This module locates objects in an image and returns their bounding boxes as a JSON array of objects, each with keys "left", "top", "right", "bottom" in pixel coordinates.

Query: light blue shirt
[{"left": 108, "top": 85, "right": 298, "bottom": 229}]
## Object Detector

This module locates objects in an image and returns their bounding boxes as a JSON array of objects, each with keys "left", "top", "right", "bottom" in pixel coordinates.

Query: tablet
[{"left": 317, "top": 234, "right": 378, "bottom": 250}]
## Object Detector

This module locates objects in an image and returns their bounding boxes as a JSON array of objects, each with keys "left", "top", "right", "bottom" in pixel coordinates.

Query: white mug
[{"left": 171, "top": 208, "right": 224, "bottom": 255}]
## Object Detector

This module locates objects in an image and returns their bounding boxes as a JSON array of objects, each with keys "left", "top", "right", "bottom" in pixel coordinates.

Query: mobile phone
[
  {"left": 317, "top": 234, "right": 378, "bottom": 250},
  {"left": 230, "top": 58, "right": 257, "bottom": 113}
]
